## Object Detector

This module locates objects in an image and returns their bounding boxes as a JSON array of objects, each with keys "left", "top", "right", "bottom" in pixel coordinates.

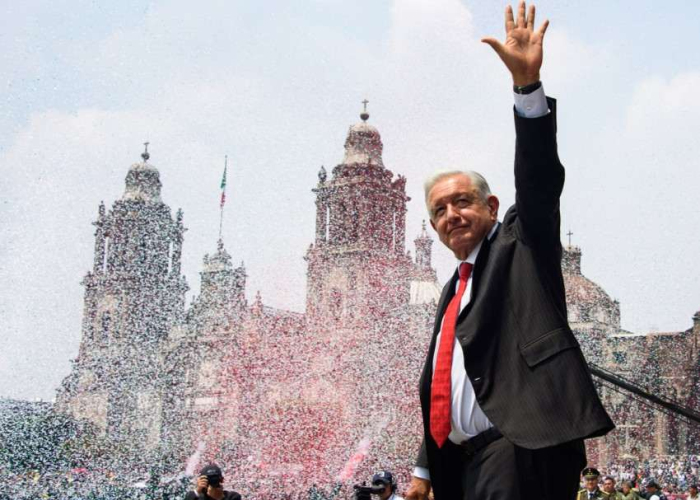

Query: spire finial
[
  {"left": 567, "top": 230, "right": 574, "bottom": 247},
  {"left": 141, "top": 141, "right": 150, "bottom": 162},
  {"left": 422, "top": 220, "right": 427, "bottom": 233},
  {"left": 360, "top": 99, "right": 369, "bottom": 122}
]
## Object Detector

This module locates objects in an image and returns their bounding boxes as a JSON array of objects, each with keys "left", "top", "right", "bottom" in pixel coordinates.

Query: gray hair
[{"left": 424, "top": 170, "right": 492, "bottom": 216}]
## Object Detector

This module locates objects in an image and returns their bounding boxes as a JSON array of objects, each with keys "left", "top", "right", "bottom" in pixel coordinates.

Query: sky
[{"left": 1, "top": 0, "right": 699, "bottom": 401}]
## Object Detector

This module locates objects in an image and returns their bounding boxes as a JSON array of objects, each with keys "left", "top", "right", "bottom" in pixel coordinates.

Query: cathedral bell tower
[
  {"left": 187, "top": 239, "right": 247, "bottom": 335},
  {"left": 57, "top": 144, "right": 188, "bottom": 450},
  {"left": 305, "top": 103, "right": 413, "bottom": 331}
]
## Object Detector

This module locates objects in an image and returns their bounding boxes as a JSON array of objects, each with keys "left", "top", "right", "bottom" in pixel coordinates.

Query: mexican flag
[{"left": 220, "top": 156, "right": 227, "bottom": 208}]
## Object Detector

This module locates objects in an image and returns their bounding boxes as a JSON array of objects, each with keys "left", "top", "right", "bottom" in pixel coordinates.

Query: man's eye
[
  {"left": 456, "top": 198, "right": 470, "bottom": 207},
  {"left": 434, "top": 208, "right": 445, "bottom": 217}
]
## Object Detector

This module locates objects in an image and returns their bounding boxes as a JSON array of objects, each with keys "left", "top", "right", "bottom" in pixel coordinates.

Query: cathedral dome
[
  {"left": 563, "top": 246, "right": 619, "bottom": 326},
  {"left": 348, "top": 121, "right": 380, "bottom": 135},
  {"left": 409, "top": 280, "right": 441, "bottom": 305},
  {"left": 342, "top": 110, "right": 384, "bottom": 167},
  {"left": 123, "top": 161, "right": 162, "bottom": 203}
]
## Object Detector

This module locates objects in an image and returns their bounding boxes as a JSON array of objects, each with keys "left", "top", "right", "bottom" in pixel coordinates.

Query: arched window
[
  {"left": 100, "top": 311, "right": 111, "bottom": 344},
  {"left": 330, "top": 288, "right": 343, "bottom": 320},
  {"left": 103, "top": 236, "right": 110, "bottom": 273}
]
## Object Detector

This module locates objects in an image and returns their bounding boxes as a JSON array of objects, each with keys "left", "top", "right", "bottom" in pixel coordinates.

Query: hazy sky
[{"left": 1, "top": 0, "right": 699, "bottom": 401}]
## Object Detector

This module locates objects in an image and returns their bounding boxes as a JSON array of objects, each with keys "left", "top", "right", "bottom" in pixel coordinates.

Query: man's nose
[{"left": 445, "top": 204, "right": 460, "bottom": 221}]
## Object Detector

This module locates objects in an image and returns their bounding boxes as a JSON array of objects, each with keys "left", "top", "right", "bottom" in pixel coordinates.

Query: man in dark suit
[{"left": 404, "top": 2, "right": 614, "bottom": 500}]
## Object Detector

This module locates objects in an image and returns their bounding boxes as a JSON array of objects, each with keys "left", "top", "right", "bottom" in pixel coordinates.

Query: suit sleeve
[
  {"left": 416, "top": 437, "right": 429, "bottom": 469},
  {"left": 513, "top": 97, "right": 564, "bottom": 245}
]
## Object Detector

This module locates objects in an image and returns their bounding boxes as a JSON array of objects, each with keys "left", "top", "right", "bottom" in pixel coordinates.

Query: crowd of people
[
  {"left": 4, "top": 457, "right": 700, "bottom": 499},
  {"left": 0, "top": 464, "right": 348, "bottom": 500},
  {"left": 576, "top": 457, "right": 700, "bottom": 500}
]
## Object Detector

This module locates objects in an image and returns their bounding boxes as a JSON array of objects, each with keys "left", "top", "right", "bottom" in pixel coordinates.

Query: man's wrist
[
  {"left": 513, "top": 80, "right": 542, "bottom": 95},
  {"left": 512, "top": 73, "right": 540, "bottom": 87}
]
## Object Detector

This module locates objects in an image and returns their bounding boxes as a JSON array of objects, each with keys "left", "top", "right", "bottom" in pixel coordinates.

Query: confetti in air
[{"left": 2, "top": 107, "right": 700, "bottom": 499}]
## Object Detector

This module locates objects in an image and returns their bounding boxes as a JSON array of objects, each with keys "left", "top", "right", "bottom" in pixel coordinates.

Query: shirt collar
[{"left": 457, "top": 221, "right": 500, "bottom": 268}]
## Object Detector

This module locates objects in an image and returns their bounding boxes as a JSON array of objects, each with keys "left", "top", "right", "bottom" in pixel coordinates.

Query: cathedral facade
[
  {"left": 56, "top": 110, "right": 439, "bottom": 493},
  {"left": 55, "top": 110, "right": 700, "bottom": 494},
  {"left": 562, "top": 245, "right": 700, "bottom": 465}
]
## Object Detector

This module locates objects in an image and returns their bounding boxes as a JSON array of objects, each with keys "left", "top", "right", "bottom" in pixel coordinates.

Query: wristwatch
[{"left": 513, "top": 80, "right": 542, "bottom": 95}]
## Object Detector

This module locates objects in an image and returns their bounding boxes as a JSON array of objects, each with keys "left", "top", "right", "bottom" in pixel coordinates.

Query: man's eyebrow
[{"left": 429, "top": 201, "right": 446, "bottom": 215}]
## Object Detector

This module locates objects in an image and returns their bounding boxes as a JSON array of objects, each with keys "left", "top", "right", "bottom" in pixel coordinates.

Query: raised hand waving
[{"left": 481, "top": 1, "right": 549, "bottom": 86}]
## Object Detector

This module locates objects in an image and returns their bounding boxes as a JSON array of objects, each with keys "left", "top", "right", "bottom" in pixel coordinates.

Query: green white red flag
[{"left": 220, "top": 156, "right": 227, "bottom": 209}]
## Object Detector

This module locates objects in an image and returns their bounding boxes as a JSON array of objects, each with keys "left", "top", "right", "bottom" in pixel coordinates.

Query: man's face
[
  {"left": 373, "top": 482, "right": 391, "bottom": 500},
  {"left": 585, "top": 477, "right": 599, "bottom": 492},
  {"left": 428, "top": 175, "right": 499, "bottom": 261},
  {"left": 603, "top": 479, "right": 615, "bottom": 493}
]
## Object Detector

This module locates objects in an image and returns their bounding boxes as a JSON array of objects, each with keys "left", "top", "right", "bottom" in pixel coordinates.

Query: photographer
[
  {"left": 355, "top": 471, "right": 404, "bottom": 500},
  {"left": 184, "top": 464, "right": 241, "bottom": 500}
]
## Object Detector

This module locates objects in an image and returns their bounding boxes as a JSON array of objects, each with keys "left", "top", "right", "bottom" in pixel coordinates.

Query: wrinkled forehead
[{"left": 427, "top": 174, "right": 477, "bottom": 205}]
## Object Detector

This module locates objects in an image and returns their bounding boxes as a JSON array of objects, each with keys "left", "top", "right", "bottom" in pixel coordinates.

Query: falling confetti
[{"left": 2, "top": 110, "right": 699, "bottom": 499}]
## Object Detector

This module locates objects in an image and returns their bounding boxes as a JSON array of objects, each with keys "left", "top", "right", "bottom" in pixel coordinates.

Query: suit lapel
[
  {"left": 433, "top": 271, "right": 457, "bottom": 336},
  {"left": 456, "top": 224, "right": 497, "bottom": 323}
]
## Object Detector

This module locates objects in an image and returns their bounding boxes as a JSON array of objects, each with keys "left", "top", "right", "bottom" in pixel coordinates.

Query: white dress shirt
[{"left": 414, "top": 86, "right": 548, "bottom": 481}]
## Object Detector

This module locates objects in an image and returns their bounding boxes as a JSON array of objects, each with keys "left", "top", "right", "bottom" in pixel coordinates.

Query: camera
[
  {"left": 200, "top": 463, "right": 224, "bottom": 489},
  {"left": 206, "top": 474, "right": 222, "bottom": 488},
  {"left": 353, "top": 484, "right": 386, "bottom": 500}
]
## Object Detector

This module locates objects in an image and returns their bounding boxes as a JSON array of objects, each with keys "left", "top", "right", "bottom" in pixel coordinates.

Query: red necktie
[{"left": 430, "top": 262, "right": 473, "bottom": 448}]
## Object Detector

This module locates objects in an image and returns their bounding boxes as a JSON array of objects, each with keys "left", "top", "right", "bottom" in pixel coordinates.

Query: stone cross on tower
[
  {"left": 142, "top": 141, "right": 150, "bottom": 162},
  {"left": 361, "top": 99, "right": 369, "bottom": 122},
  {"left": 567, "top": 230, "right": 574, "bottom": 247}
]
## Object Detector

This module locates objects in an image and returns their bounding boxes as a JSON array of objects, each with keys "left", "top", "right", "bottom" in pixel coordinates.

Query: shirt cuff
[
  {"left": 413, "top": 466, "right": 430, "bottom": 481},
  {"left": 513, "top": 84, "right": 549, "bottom": 118}
]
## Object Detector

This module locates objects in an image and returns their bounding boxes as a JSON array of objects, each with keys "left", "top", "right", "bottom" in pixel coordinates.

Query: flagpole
[{"left": 219, "top": 155, "right": 227, "bottom": 242}]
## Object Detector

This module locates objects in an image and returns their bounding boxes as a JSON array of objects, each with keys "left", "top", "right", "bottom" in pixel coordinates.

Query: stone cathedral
[{"left": 55, "top": 108, "right": 700, "bottom": 494}]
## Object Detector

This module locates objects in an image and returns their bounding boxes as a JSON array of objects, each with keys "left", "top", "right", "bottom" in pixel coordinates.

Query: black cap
[
  {"left": 582, "top": 467, "right": 601, "bottom": 479},
  {"left": 646, "top": 480, "right": 660, "bottom": 489},
  {"left": 372, "top": 471, "right": 394, "bottom": 485},
  {"left": 200, "top": 464, "right": 222, "bottom": 477}
]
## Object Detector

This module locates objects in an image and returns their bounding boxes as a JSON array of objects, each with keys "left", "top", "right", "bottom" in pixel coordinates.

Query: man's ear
[
  {"left": 429, "top": 218, "right": 436, "bottom": 231},
  {"left": 487, "top": 195, "right": 500, "bottom": 220}
]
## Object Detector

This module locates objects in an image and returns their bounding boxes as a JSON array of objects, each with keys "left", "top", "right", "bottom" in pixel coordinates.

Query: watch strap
[{"left": 513, "top": 80, "right": 542, "bottom": 95}]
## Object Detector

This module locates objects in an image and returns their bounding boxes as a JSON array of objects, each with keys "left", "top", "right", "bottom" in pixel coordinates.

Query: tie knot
[{"left": 458, "top": 262, "right": 473, "bottom": 281}]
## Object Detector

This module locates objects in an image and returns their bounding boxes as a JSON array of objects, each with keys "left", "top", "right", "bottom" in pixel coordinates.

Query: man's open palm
[{"left": 481, "top": 1, "right": 549, "bottom": 86}]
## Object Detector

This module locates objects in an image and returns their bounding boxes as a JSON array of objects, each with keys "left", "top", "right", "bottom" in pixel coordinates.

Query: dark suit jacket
[{"left": 416, "top": 98, "right": 614, "bottom": 482}]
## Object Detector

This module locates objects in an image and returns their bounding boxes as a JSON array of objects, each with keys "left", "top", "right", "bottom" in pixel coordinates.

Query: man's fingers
[
  {"left": 537, "top": 19, "right": 550, "bottom": 38},
  {"left": 517, "top": 1, "right": 526, "bottom": 28},
  {"left": 527, "top": 4, "right": 535, "bottom": 30},
  {"left": 505, "top": 5, "right": 515, "bottom": 33},
  {"left": 481, "top": 37, "right": 505, "bottom": 57}
]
